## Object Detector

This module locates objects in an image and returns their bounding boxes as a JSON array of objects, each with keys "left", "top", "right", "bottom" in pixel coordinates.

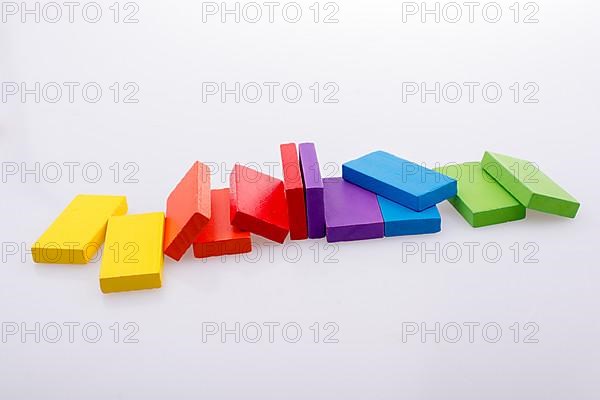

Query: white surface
[{"left": 1, "top": 0, "right": 599, "bottom": 399}]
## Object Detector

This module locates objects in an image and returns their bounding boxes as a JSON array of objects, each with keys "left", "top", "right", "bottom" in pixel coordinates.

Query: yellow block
[
  {"left": 99, "top": 212, "right": 165, "bottom": 294},
  {"left": 32, "top": 195, "right": 128, "bottom": 264}
]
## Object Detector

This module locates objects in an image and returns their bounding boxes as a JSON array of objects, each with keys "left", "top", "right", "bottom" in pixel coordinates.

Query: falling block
[
  {"left": 230, "top": 164, "right": 289, "bottom": 243},
  {"left": 164, "top": 161, "right": 211, "bottom": 261},
  {"left": 377, "top": 196, "right": 441, "bottom": 236},
  {"left": 435, "top": 162, "right": 526, "bottom": 227},
  {"left": 99, "top": 212, "right": 165, "bottom": 294},
  {"left": 32, "top": 194, "right": 127, "bottom": 264},
  {"left": 193, "top": 188, "right": 251, "bottom": 258},
  {"left": 280, "top": 143, "right": 308, "bottom": 240},
  {"left": 323, "top": 177, "right": 384, "bottom": 243},
  {"left": 342, "top": 151, "right": 457, "bottom": 211},
  {"left": 482, "top": 151, "right": 580, "bottom": 218},
  {"left": 299, "top": 142, "right": 325, "bottom": 238}
]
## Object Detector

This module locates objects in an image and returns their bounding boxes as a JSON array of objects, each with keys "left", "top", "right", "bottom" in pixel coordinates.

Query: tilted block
[
  {"left": 299, "top": 142, "right": 325, "bottom": 238},
  {"left": 435, "top": 162, "right": 526, "bottom": 227},
  {"left": 32, "top": 194, "right": 127, "bottom": 264},
  {"left": 482, "top": 151, "right": 580, "bottom": 218},
  {"left": 377, "top": 196, "right": 441, "bottom": 236},
  {"left": 323, "top": 177, "right": 384, "bottom": 243},
  {"left": 100, "top": 212, "right": 165, "bottom": 294},
  {"left": 230, "top": 164, "right": 289, "bottom": 243},
  {"left": 193, "top": 188, "right": 252, "bottom": 258},
  {"left": 342, "top": 151, "right": 457, "bottom": 211},
  {"left": 280, "top": 143, "right": 308, "bottom": 240},
  {"left": 164, "top": 161, "right": 211, "bottom": 261}
]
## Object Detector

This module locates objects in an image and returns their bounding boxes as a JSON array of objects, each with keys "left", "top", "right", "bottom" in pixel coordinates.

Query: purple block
[
  {"left": 299, "top": 142, "right": 325, "bottom": 239},
  {"left": 323, "top": 177, "right": 384, "bottom": 243}
]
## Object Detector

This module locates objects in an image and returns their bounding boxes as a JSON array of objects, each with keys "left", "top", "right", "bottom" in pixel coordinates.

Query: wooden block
[
  {"left": 342, "top": 151, "right": 457, "bottom": 211},
  {"left": 299, "top": 142, "right": 325, "bottom": 238},
  {"left": 164, "top": 161, "right": 211, "bottom": 261},
  {"left": 230, "top": 164, "right": 289, "bottom": 243},
  {"left": 99, "top": 212, "right": 165, "bottom": 294},
  {"left": 436, "top": 162, "right": 526, "bottom": 227},
  {"left": 32, "top": 194, "right": 127, "bottom": 264},
  {"left": 323, "top": 177, "right": 384, "bottom": 242},
  {"left": 193, "top": 188, "right": 252, "bottom": 258},
  {"left": 280, "top": 143, "right": 308, "bottom": 240},
  {"left": 482, "top": 151, "right": 580, "bottom": 218},
  {"left": 377, "top": 196, "right": 441, "bottom": 236}
]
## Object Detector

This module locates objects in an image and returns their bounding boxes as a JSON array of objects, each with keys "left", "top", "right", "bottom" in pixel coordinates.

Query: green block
[
  {"left": 435, "top": 162, "right": 526, "bottom": 227},
  {"left": 481, "top": 151, "right": 580, "bottom": 218}
]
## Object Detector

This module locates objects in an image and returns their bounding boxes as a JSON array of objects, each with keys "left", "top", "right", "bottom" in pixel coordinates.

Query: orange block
[
  {"left": 164, "top": 162, "right": 211, "bottom": 261},
  {"left": 193, "top": 188, "right": 252, "bottom": 258},
  {"left": 230, "top": 164, "right": 289, "bottom": 243},
  {"left": 280, "top": 143, "right": 308, "bottom": 240}
]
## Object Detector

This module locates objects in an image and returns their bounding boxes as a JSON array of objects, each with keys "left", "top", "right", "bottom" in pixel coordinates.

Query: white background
[{"left": 1, "top": 0, "right": 599, "bottom": 398}]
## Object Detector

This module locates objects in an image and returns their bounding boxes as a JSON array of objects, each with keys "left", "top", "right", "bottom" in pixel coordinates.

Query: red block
[
  {"left": 193, "top": 188, "right": 252, "bottom": 258},
  {"left": 230, "top": 164, "right": 289, "bottom": 243},
  {"left": 164, "top": 161, "right": 211, "bottom": 261},
  {"left": 280, "top": 143, "right": 308, "bottom": 240}
]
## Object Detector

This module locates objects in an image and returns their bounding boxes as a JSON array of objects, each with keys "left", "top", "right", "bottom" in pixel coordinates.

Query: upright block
[
  {"left": 377, "top": 196, "right": 441, "bottom": 236},
  {"left": 230, "top": 164, "right": 289, "bottom": 243},
  {"left": 323, "top": 177, "right": 384, "bottom": 243},
  {"left": 435, "top": 162, "right": 526, "bottom": 227},
  {"left": 299, "top": 142, "right": 325, "bottom": 238},
  {"left": 342, "top": 151, "right": 457, "bottom": 211},
  {"left": 193, "top": 188, "right": 252, "bottom": 258},
  {"left": 32, "top": 194, "right": 127, "bottom": 264},
  {"left": 280, "top": 143, "right": 308, "bottom": 240},
  {"left": 482, "top": 151, "right": 580, "bottom": 218},
  {"left": 164, "top": 161, "right": 211, "bottom": 261},
  {"left": 99, "top": 212, "right": 165, "bottom": 294}
]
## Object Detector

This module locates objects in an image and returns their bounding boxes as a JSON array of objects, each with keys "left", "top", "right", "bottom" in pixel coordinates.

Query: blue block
[
  {"left": 377, "top": 196, "right": 441, "bottom": 236},
  {"left": 342, "top": 151, "right": 457, "bottom": 211}
]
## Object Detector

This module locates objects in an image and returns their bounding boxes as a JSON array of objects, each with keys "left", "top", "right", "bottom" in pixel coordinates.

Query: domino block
[
  {"left": 280, "top": 143, "right": 308, "bottom": 240},
  {"left": 342, "top": 151, "right": 457, "bottom": 211},
  {"left": 193, "top": 188, "right": 252, "bottom": 258},
  {"left": 323, "top": 177, "right": 384, "bottom": 242},
  {"left": 230, "top": 164, "right": 289, "bottom": 243},
  {"left": 435, "top": 162, "right": 526, "bottom": 227},
  {"left": 164, "top": 161, "right": 211, "bottom": 261},
  {"left": 377, "top": 196, "right": 441, "bottom": 236},
  {"left": 482, "top": 151, "right": 580, "bottom": 218},
  {"left": 32, "top": 194, "right": 127, "bottom": 264},
  {"left": 299, "top": 142, "right": 325, "bottom": 238},
  {"left": 99, "top": 212, "right": 165, "bottom": 294}
]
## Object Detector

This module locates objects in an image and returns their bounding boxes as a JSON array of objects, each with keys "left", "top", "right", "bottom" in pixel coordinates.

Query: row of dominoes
[{"left": 31, "top": 144, "right": 580, "bottom": 294}]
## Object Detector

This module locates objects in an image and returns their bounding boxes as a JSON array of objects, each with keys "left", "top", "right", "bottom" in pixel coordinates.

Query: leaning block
[
  {"left": 99, "top": 212, "right": 165, "bottom": 294},
  {"left": 164, "top": 161, "right": 211, "bottom": 261},
  {"left": 435, "top": 162, "right": 526, "bottom": 227},
  {"left": 323, "top": 177, "right": 384, "bottom": 243},
  {"left": 193, "top": 188, "right": 252, "bottom": 258},
  {"left": 280, "top": 143, "right": 308, "bottom": 240},
  {"left": 32, "top": 194, "right": 127, "bottom": 264},
  {"left": 482, "top": 151, "right": 580, "bottom": 218},
  {"left": 377, "top": 196, "right": 441, "bottom": 236},
  {"left": 299, "top": 142, "right": 325, "bottom": 238},
  {"left": 230, "top": 164, "right": 289, "bottom": 243},
  {"left": 342, "top": 151, "right": 457, "bottom": 211}
]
